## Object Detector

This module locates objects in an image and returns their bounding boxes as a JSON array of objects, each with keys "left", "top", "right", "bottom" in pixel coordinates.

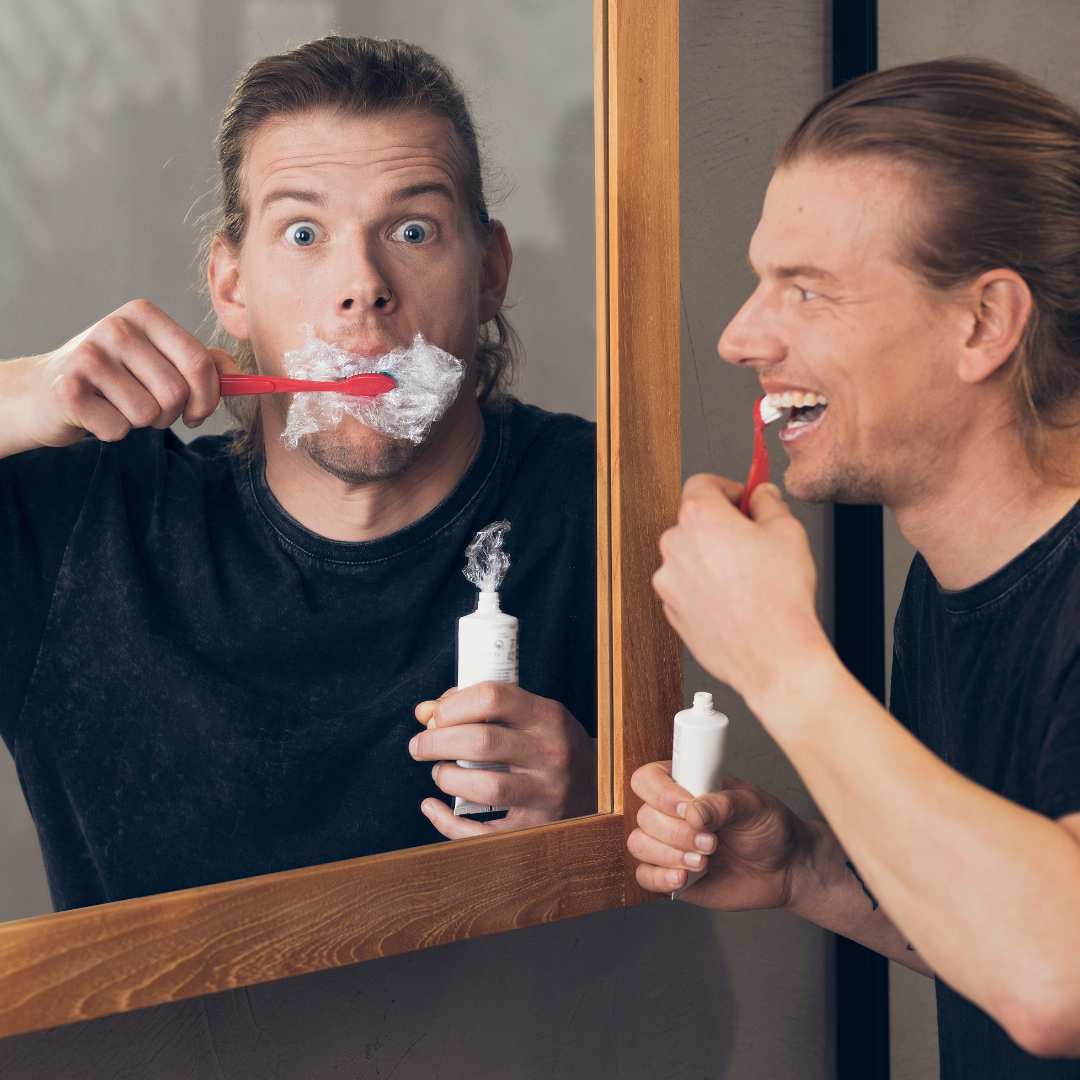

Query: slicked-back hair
[
  {"left": 203, "top": 35, "right": 520, "bottom": 459},
  {"left": 779, "top": 58, "right": 1080, "bottom": 470}
]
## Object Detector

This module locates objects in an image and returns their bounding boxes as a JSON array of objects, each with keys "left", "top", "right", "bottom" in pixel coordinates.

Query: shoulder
[{"left": 500, "top": 399, "right": 595, "bottom": 473}]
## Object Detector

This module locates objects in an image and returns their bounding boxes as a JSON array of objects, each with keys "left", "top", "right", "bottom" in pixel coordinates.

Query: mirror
[
  {"left": 0, "top": 0, "right": 598, "bottom": 923},
  {"left": 0, "top": 0, "right": 680, "bottom": 1040}
]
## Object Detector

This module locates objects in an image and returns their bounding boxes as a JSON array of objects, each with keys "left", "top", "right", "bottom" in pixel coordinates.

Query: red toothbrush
[
  {"left": 738, "top": 396, "right": 784, "bottom": 516},
  {"left": 218, "top": 372, "right": 396, "bottom": 397}
]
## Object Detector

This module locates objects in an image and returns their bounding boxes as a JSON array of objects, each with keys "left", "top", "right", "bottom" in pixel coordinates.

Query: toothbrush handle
[
  {"left": 218, "top": 373, "right": 393, "bottom": 396},
  {"left": 739, "top": 407, "right": 770, "bottom": 516}
]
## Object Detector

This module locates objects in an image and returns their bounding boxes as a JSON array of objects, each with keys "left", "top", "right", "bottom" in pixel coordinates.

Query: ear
[
  {"left": 958, "top": 269, "right": 1032, "bottom": 385},
  {"left": 208, "top": 235, "right": 250, "bottom": 342},
  {"left": 478, "top": 221, "right": 512, "bottom": 324}
]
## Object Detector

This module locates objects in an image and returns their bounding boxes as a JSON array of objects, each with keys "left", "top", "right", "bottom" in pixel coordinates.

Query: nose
[
  {"left": 337, "top": 240, "right": 396, "bottom": 315},
  {"left": 717, "top": 283, "right": 786, "bottom": 370}
]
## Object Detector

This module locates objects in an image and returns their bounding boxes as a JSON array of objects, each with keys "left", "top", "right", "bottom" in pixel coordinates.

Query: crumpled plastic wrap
[
  {"left": 463, "top": 520, "right": 511, "bottom": 592},
  {"left": 279, "top": 326, "right": 466, "bottom": 448}
]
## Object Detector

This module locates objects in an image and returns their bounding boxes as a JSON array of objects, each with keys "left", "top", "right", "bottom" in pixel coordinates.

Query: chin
[
  {"left": 301, "top": 423, "right": 429, "bottom": 485},
  {"left": 783, "top": 456, "right": 890, "bottom": 505}
]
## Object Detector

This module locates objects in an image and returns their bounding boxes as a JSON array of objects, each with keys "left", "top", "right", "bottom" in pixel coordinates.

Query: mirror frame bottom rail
[
  {"left": 0, "top": 815, "right": 624, "bottom": 1039},
  {"left": 0, "top": 0, "right": 681, "bottom": 1040}
]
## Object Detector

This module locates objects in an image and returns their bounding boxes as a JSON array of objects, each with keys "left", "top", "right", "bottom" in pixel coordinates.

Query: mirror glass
[{"left": 0, "top": 0, "right": 597, "bottom": 922}]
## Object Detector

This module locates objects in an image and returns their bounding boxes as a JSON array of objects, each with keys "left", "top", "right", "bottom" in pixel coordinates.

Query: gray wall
[{"left": 0, "top": 2, "right": 840, "bottom": 1078}]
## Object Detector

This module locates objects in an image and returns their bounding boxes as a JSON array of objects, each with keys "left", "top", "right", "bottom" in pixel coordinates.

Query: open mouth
[{"left": 766, "top": 390, "right": 828, "bottom": 439}]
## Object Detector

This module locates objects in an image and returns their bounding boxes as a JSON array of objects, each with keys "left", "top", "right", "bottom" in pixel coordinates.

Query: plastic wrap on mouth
[{"left": 279, "top": 326, "right": 466, "bottom": 448}]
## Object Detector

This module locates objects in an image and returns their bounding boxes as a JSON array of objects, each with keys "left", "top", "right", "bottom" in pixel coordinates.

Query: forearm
[
  {"left": 750, "top": 651, "right": 1080, "bottom": 1055},
  {"left": 787, "top": 820, "right": 933, "bottom": 976},
  {"left": 0, "top": 357, "right": 44, "bottom": 458}
]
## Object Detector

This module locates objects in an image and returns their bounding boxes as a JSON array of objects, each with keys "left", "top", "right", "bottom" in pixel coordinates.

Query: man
[
  {"left": 0, "top": 36, "right": 596, "bottom": 911},
  {"left": 630, "top": 60, "right": 1080, "bottom": 1076}
]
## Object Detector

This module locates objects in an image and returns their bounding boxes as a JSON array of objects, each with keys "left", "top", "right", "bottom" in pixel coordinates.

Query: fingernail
[
  {"left": 666, "top": 870, "right": 683, "bottom": 889},
  {"left": 184, "top": 417, "right": 205, "bottom": 429},
  {"left": 675, "top": 802, "right": 687, "bottom": 818},
  {"left": 684, "top": 852, "right": 705, "bottom": 870},
  {"left": 408, "top": 736, "right": 419, "bottom": 758},
  {"left": 761, "top": 483, "right": 781, "bottom": 497},
  {"left": 420, "top": 800, "right": 435, "bottom": 818},
  {"left": 695, "top": 833, "right": 716, "bottom": 852},
  {"left": 426, "top": 719, "right": 436, "bottom": 730},
  {"left": 431, "top": 763, "right": 441, "bottom": 782},
  {"left": 693, "top": 800, "right": 713, "bottom": 825}
]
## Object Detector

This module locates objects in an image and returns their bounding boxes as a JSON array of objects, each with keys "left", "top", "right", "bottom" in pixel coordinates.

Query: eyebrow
[
  {"left": 761, "top": 261, "right": 840, "bottom": 283},
  {"left": 259, "top": 189, "right": 327, "bottom": 215},
  {"left": 257, "top": 181, "right": 458, "bottom": 218},
  {"left": 387, "top": 181, "right": 458, "bottom": 205}
]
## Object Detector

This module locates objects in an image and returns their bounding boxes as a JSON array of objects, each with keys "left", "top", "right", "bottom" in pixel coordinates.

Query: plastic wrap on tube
[
  {"left": 463, "top": 520, "right": 511, "bottom": 592},
  {"left": 279, "top": 326, "right": 466, "bottom": 448}
]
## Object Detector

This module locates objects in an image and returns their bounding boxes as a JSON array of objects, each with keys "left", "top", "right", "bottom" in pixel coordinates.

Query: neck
[
  {"left": 892, "top": 421, "right": 1080, "bottom": 591},
  {"left": 260, "top": 393, "right": 486, "bottom": 542}
]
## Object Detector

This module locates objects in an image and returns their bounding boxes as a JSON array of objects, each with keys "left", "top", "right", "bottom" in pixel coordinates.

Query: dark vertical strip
[{"left": 831, "top": 2, "right": 889, "bottom": 1079}]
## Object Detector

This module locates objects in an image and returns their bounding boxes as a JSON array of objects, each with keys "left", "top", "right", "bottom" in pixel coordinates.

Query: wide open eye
[
  {"left": 284, "top": 222, "right": 320, "bottom": 247},
  {"left": 392, "top": 220, "right": 431, "bottom": 245}
]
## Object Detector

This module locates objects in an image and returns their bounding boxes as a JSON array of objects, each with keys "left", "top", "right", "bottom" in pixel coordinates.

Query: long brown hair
[
  {"left": 202, "top": 35, "right": 521, "bottom": 459},
  {"left": 778, "top": 58, "right": 1080, "bottom": 468}
]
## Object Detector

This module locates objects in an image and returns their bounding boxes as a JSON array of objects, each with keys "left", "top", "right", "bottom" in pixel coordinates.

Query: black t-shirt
[
  {"left": 892, "top": 499, "right": 1080, "bottom": 1080},
  {"left": 0, "top": 400, "right": 596, "bottom": 911}
]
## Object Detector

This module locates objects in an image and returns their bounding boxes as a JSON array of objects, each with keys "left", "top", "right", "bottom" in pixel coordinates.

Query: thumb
[
  {"left": 748, "top": 482, "right": 791, "bottom": 524},
  {"left": 208, "top": 347, "right": 242, "bottom": 378}
]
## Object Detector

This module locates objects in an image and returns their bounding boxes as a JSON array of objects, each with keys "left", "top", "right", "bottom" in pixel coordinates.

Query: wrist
[
  {"left": 741, "top": 632, "right": 849, "bottom": 726},
  {"left": 0, "top": 356, "right": 41, "bottom": 458},
  {"left": 782, "top": 819, "right": 842, "bottom": 921}
]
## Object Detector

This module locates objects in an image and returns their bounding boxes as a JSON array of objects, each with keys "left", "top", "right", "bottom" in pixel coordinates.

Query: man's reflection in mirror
[{"left": 0, "top": 36, "right": 597, "bottom": 910}]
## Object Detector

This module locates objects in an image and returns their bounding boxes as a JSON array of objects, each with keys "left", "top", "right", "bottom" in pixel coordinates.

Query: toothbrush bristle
[{"left": 759, "top": 398, "right": 784, "bottom": 425}]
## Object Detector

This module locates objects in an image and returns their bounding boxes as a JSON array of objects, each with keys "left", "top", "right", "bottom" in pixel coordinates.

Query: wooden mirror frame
[{"left": 0, "top": 0, "right": 681, "bottom": 1039}]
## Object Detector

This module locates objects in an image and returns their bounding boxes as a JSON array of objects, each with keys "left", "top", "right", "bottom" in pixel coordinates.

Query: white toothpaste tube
[
  {"left": 670, "top": 692, "right": 729, "bottom": 898},
  {"left": 453, "top": 589, "right": 518, "bottom": 815}
]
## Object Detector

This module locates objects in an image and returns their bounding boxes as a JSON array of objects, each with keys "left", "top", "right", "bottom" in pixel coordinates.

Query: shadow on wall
[
  {"left": 0, "top": 902, "right": 735, "bottom": 1079},
  {"left": 508, "top": 98, "right": 597, "bottom": 422}
]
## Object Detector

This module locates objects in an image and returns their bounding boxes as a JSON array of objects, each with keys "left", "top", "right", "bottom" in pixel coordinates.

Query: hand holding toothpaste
[
  {"left": 628, "top": 761, "right": 814, "bottom": 905},
  {"left": 410, "top": 683, "right": 597, "bottom": 838}
]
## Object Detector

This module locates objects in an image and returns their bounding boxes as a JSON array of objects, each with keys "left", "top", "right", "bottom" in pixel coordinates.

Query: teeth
[{"left": 766, "top": 391, "right": 828, "bottom": 409}]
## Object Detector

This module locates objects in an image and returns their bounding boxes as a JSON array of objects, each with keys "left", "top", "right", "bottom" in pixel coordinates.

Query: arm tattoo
[{"left": 845, "top": 860, "right": 879, "bottom": 911}]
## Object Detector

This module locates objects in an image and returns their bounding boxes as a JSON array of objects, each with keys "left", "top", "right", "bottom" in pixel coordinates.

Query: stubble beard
[
  {"left": 301, "top": 428, "right": 430, "bottom": 485},
  {"left": 783, "top": 456, "right": 891, "bottom": 505}
]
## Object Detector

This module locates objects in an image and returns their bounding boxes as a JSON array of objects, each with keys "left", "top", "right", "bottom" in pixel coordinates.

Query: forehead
[
  {"left": 242, "top": 107, "right": 468, "bottom": 208},
  {"left": 752, "top": 157, "right": 920, "bottom": 276}
]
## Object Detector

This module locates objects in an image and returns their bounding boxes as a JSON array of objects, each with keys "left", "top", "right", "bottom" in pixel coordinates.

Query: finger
[
  {"left": 411, "top": 722, "right": 532, "bottom": 767},
  {"left": 627, "top": 826, "right": 711, "bottom": 872},
  {"left": 429, "top": 681, "right": 537, "bottom": 729},
  {"left": 683, "top": 472, "right": 744, "bottom": 507},
  {"left": 635, "top": 859, "right": 688, "bottom": 895},
  {"left": 747, "top": 482, "right": 792, "bottom": 524},
  {"left": 630, "top": 761, "right": 691, "bottom": 817},
  {"left": 681, "top": 783, "right": 755, "bottom": 833},
  {"left": 414, "top": 687, "right": 460, "bottom": 727},
  {"left": 114, "top": 301, "right": 228, "bottom": 425},
  {"left": 419, "top": 797, "right": 494, "bottom": 840},
  {"left": 58, "top": 341, "right": 173, "bottom": 433},
  {"left": 636, "top": 802, "right": 718, "bottom": 854},
  {"left": 57, "top": 385, "right": 134, "bottom": 444},
  {"left": 179, "top": 347, "right": 238, "bottom": 428},
  {"left": 429, "top": 761, "right": 533, "bottom": 809}
]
